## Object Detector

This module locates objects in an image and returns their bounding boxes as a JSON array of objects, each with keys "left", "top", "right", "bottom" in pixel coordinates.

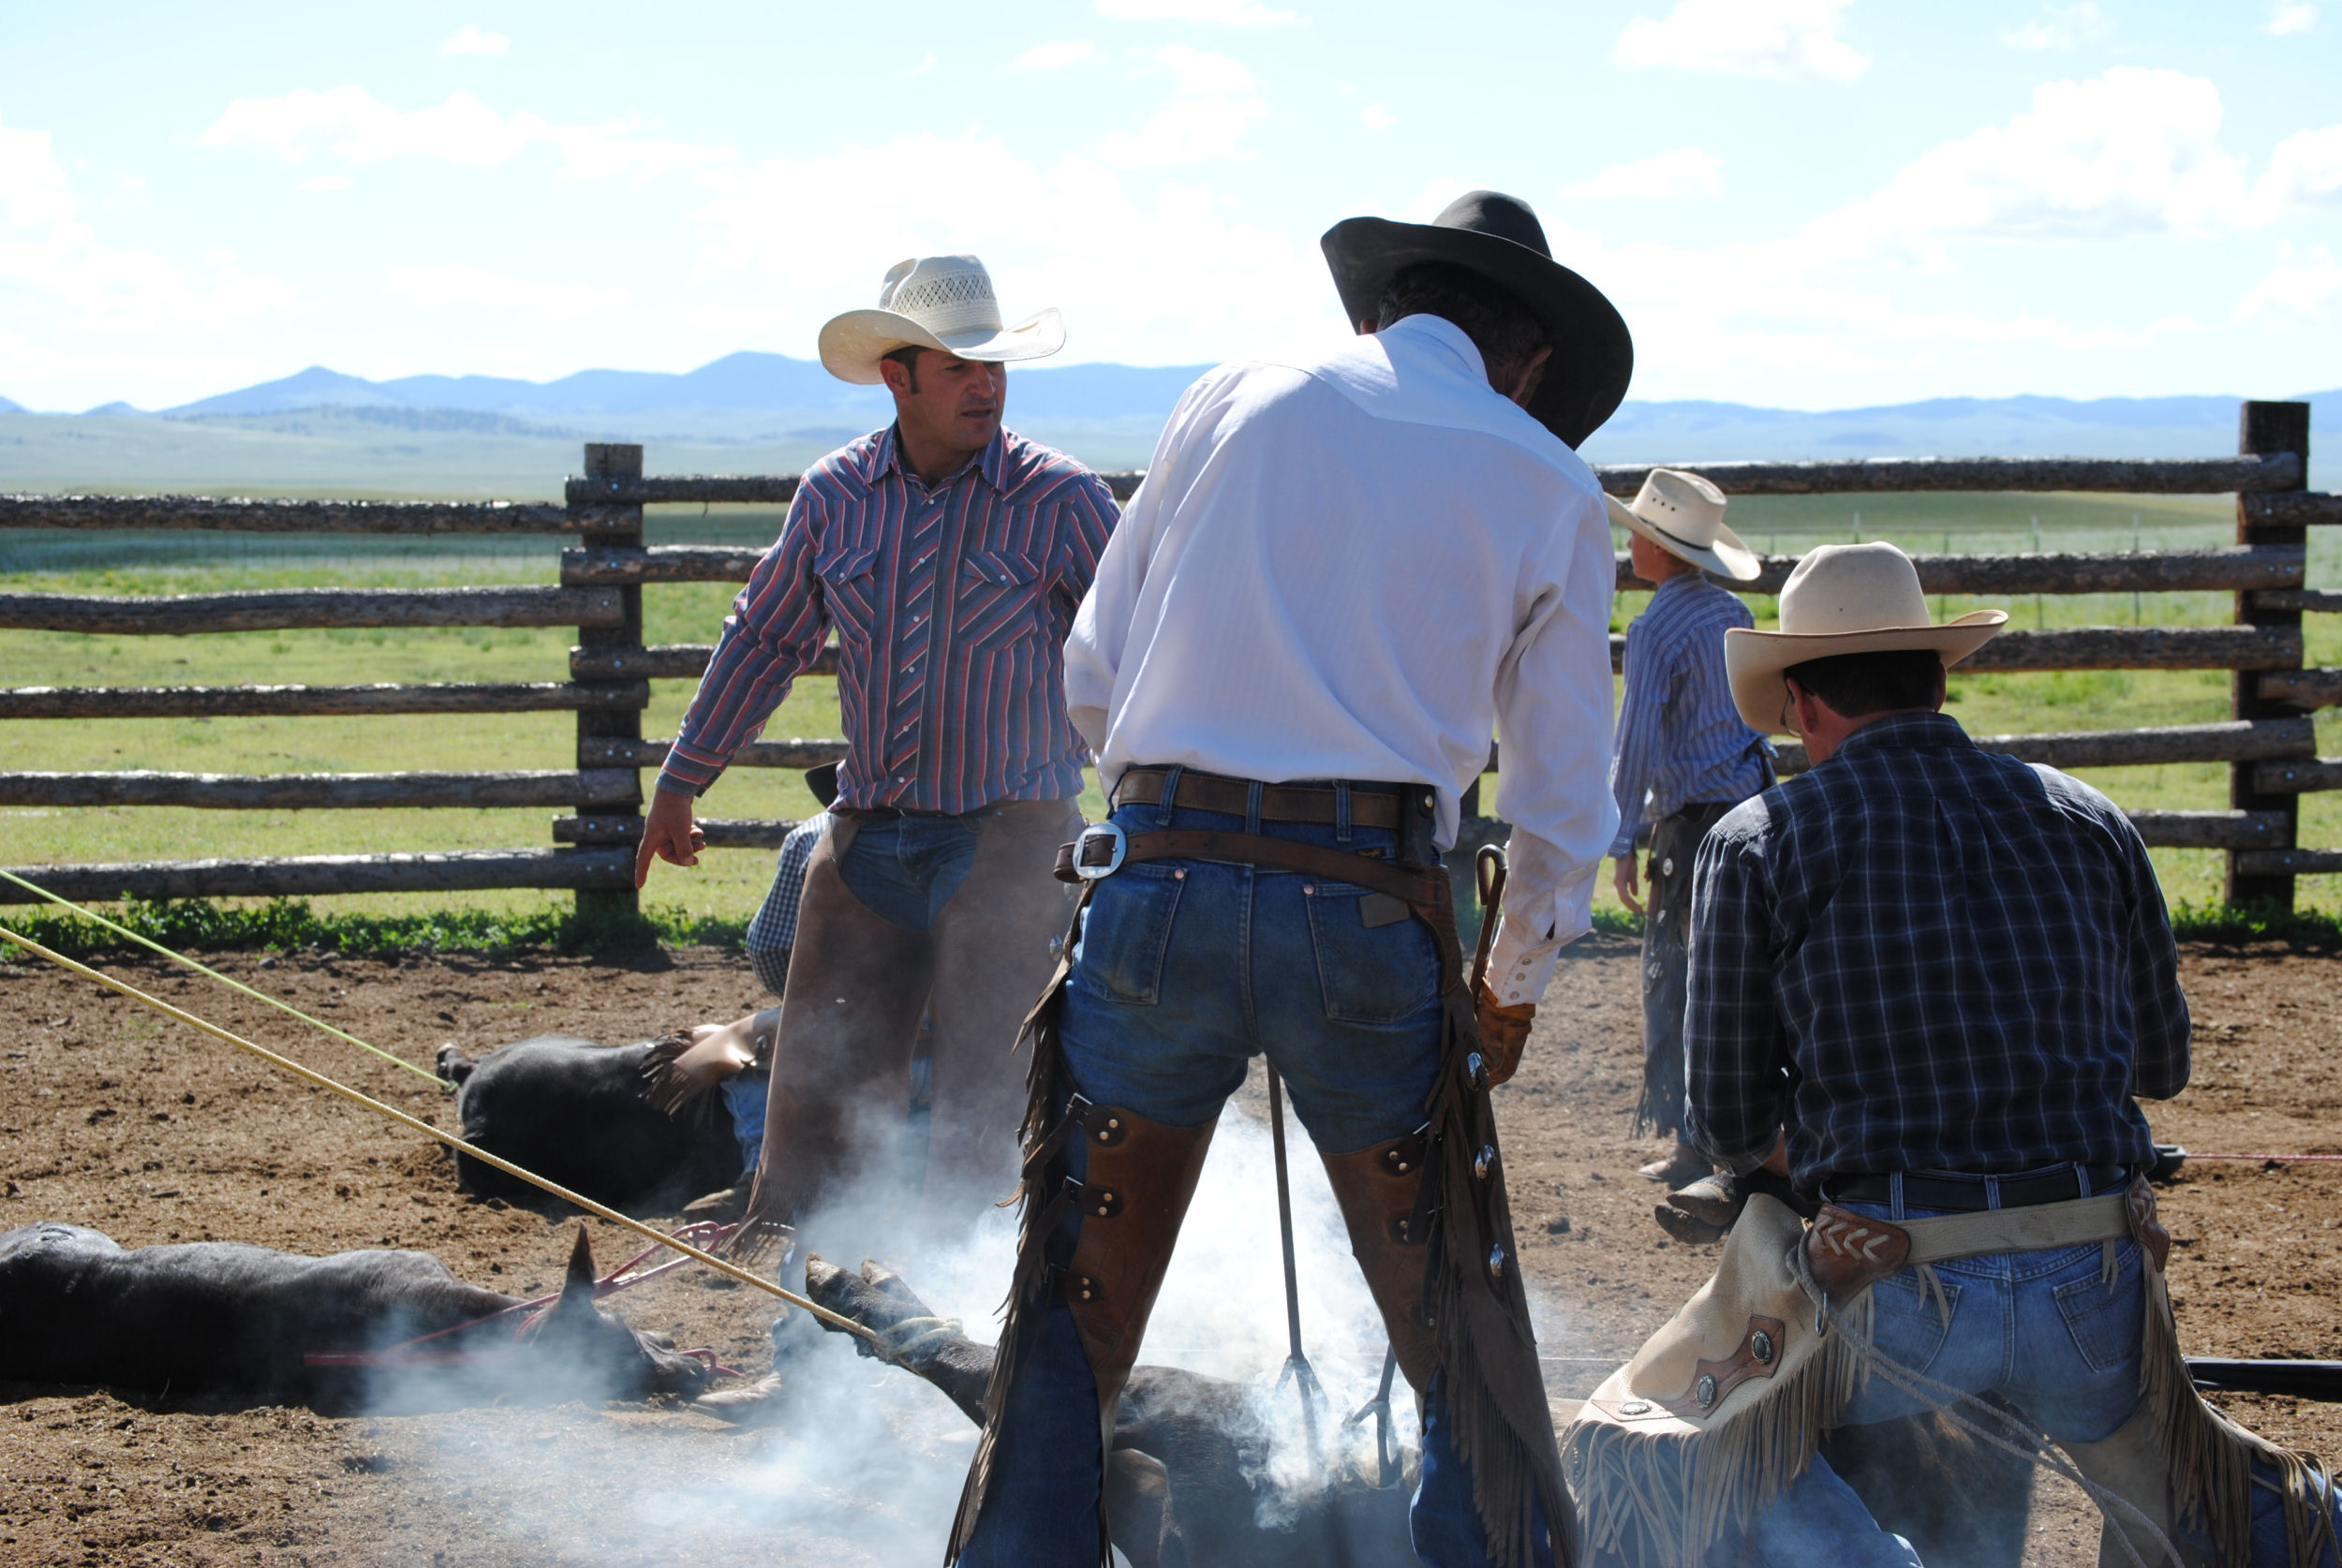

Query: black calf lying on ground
[
  {"left": 437, "top": 1032, "right": 746, "bottom": 1212},
  {"left": 0, "top": 1221, "right": 711, "bottom": 1413},
  {"left": 799, "top": 1255, "right": 1416, "bottom": 1568},
  {"left": 794, "top": 1259, "right": 2036, "bottom": 1568}
]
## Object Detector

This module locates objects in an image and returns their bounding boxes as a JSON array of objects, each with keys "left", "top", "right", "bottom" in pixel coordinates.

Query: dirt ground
[{"left": 1, "top": 938, "right": 2337, "bottom": 1566}]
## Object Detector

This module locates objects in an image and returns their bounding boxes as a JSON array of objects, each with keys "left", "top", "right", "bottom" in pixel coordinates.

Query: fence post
[
  {"left": 2228, "top": 401, "right": 2310, "bottom": 911},
  {"left": 573, "top": 442, "right": 645, "bottom": 921}
]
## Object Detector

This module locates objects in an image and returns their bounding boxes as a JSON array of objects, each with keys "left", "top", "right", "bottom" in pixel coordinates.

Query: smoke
[{"left": 396, "top": 1090, "right": 1531, "bottom": 1564}]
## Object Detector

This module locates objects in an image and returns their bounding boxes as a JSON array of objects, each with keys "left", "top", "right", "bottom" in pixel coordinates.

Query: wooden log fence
[
  {"left": 0, "top": 682, "right": 647, "bottom": 719},
  {"left": 0, "top": 585, "right": 620, "bottom": 635},
  {"left": 0, "top": 404, "right": 2330, "bottom": 912},
  {"left": 0, "top": 769, "right": 639, "bottom": 811}
]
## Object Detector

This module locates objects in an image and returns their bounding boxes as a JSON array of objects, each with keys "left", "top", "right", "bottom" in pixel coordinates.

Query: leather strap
[
  {"left": 1117, "top": 828, "right": 1445, "bottom": 906},
  {"left": 1112, "top": 767, "right": 1405, "bottom": 830},
  {"left": 1803, "top": 1190, "right": 2137, "bottom": 1307}
]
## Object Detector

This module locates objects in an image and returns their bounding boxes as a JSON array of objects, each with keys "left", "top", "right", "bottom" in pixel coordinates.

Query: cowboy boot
[
  {"left": 1321, "top": 1128, "right": 1439, "bottom": 1396},
  {"left": 1059, "top": 1102, "right": 1221, "bottom": 1433}
]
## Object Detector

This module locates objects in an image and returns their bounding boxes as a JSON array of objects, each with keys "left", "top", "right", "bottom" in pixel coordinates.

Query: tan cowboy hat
[
  {"left": 1724, "top": 541, "right": 2007, "bottom": 733},
  {"left": 816, "top": 255, "right": 1065, "bottom": 384},
  {"left": 1607, "top": 468, "right": 1760, "bottom": 582}
]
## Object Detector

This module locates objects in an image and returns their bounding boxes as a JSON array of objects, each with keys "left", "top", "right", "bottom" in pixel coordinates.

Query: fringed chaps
[
  {"left": 948, "top": 883, "right": 1093, "bottom": 1564},
  {"left": 1564, "top": 1179, "right": 2341, "bottom": 1568},
  {"left": 950, "top": 843, "right": 1572, "bottom": 1568}
]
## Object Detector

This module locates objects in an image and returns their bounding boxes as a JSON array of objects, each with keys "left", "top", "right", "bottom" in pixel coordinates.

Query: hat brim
[
  {"left": 1320, "top": 215, "right": 1633, "bottom": 449},
  {"left": 1606, "top": 494, "right": 1762, "bottom": 583},
  {"left": 817, "top": 306, "right": 1065, "bottom": 384},
  {"left": 1724, "top": 612, "right": 2009, "bottom": 734}
]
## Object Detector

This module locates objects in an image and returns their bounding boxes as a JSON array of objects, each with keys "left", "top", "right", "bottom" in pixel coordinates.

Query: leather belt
[
  {"left": 833, "top": 804, "right": 969, "bottom": 821},
  {"left": 1111, "top": 767, "right": 1408, "bottom": 831},
  {"left": 1825, "top": 1163, "right": 2132, "bottom": 1213},
  {"left": 1057, "top": 826, "right": 1444, "bottom": 907}
]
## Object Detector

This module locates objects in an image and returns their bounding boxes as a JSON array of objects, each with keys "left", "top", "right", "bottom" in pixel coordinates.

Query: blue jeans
[
  {"left": 956, "top": 796, "right": 1553, "bottom": 1568},
  {"left": 834, "top": 814, "right": 977, "bottom": 931},
  {"left": 1746, "top": 1191, "right": 2146, "bottom": 1566}
]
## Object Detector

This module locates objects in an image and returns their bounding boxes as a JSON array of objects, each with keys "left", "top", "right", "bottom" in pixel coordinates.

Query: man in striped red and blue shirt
[{"left": 636, "top": 255, "right": 1119, "bottom": 1256}]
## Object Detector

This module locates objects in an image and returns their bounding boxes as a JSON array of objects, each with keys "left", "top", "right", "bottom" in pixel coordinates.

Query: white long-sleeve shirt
[{"left": 1063, "top": 314, "right": 1619, "bottom": 1006}]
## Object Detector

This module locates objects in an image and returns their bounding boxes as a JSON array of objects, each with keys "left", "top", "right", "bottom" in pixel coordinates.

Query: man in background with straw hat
[
  {"left": 949, "top": 189, "right": 1629, "bottom": 1568},
  {"left": 635, "top": 256, "right": 1119, "bottom": 1263},
  {"left": 1562, "top": 542, "right": 2338, "bottom": 1566},
  {"left": 1599, "top": 468, "right": 1771, "bottom": 1206}
]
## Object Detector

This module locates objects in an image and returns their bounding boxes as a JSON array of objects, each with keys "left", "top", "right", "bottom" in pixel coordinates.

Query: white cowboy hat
[
  {"left": 1723, "top": 541, "right": 2007, "bottom": 733},
  {"left": 816, "top": 255, "right": 1065, "bottom": 384},
  {"left": 1605, "top": 468, "right": 1760, "bottom": 582}
]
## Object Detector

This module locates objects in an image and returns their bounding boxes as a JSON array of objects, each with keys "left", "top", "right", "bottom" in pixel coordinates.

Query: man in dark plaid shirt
[
  {"left": 1671, "top": 541, "right": 2212, "bottom": 1566},
  {"left": 1683, "top": 702, "right": 2190, "bottom": 1190}
]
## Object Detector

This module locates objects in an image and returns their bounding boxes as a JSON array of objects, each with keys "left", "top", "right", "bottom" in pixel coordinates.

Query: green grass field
[{"left": 4, "top": 490, "right": 2338, "bottom": 936}]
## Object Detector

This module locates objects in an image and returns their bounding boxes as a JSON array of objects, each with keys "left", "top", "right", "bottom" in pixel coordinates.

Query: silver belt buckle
[{"left": 1075, "top": 821, "right": 1128, "bottom": 880}]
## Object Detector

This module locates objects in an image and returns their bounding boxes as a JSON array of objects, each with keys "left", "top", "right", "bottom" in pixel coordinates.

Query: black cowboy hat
[{"left": 1321, "top": 190, "right": 1633, "bottom": 450}]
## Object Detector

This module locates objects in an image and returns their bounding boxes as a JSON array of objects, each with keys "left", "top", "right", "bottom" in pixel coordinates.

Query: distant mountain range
[{"left": 3, "top": 352, "right": 2335, "bottom": 472}]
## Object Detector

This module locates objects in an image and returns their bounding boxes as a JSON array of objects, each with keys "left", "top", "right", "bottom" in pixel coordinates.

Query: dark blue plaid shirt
[{"left": 1684, "top": 710, "right": 2189, "bottom": 1191}]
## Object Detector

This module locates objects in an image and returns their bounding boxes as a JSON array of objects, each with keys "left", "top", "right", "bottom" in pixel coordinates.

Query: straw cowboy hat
[
  {"left": 1320, "top": 189, "right": 1634, "bottom": 449},
  {"left": 1723, "top": 541, "right": 2007, "bottom": 733},
  {"left": 817, "top": 255, "right": 1065, "bottom": 384},
  {"left": 1608, "top": 468, "right": 1760, "bottom": 582}
]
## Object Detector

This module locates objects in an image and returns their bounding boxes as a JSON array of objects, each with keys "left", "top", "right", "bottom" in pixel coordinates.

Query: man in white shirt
[{"left": 948, "top": 192, "right": 1627, "bottom": 1568}]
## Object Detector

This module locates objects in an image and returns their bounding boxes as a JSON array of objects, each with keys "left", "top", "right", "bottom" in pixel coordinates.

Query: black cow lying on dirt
[
  {"left": 793, "top": 1259, "right": 2035, "bottom": 1568},
  {"left": 0, "top": 1221, "right": 711, "bottom": 1412},
  {"left": 434, "top": 1013, "right": 778, "bottom": 1211}
]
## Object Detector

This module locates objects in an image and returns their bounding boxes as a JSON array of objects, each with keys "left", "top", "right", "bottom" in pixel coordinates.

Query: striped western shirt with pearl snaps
[
  {"left": 1064, "top": 314, "right": 1621, "bottom": 1006},
  {"left": 659, "top": 425, "right": 1119, "bottom": 813}
]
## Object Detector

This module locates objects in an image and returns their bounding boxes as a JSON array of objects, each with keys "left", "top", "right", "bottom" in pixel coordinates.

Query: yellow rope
[
  {"left": 0, "top": 866, "right": 444, "bottom": 1087},
  {"left": 0, "top": 925, "right": 877, "bottom": 1345}
]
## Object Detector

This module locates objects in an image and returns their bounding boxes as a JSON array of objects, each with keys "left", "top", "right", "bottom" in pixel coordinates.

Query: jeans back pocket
[
  {"left": 1870, "top": 1267, "right": 1964, "bottom": 1376},
  {"left": 1070, "top": 865, "right": 1186, "bottom": 1006},
  {"left": 2052, "top": 1243, "right": 2143, "bottom": 1375},
  {"left": 1302, "top": 883, "right": 1441, "bottom": 1026}
]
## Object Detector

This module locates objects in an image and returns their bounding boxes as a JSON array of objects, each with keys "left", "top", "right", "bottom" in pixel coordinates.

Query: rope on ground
[
  {"left": 2178, "top": 1152, "right": 2342, "bottom": 1163},
  {"left": 0, "top": 866, "right": 444, "bottom": 1087},
  {"left": 0, "top": 924, "right": 881, "bottom": 1347}
]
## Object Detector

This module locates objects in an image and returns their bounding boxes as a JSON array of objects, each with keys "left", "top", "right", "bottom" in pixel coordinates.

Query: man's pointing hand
[{"left": 636, "top": 786, "right": 706, "bottom": 887}]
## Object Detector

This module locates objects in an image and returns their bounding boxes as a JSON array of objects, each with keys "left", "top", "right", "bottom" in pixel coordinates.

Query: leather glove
[{"left": 1474, "top": 982, "right": 1535, "bottom": 1087}]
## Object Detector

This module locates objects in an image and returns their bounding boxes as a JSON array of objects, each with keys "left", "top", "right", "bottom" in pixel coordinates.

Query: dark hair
[
  {"left": 1782, "top": 648, "right": 1944, "bottom": 717},
  {"left": 1373, "top": 261, "right": 1549, "bottom": 392},
  {"left": 882, "top": 344, "right": 925, "bottom": 393}
]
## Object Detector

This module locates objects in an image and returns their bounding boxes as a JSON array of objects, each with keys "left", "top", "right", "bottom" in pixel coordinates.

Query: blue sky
[{"left": 3, "top": 0, "right": 2339, "bottom": 412}]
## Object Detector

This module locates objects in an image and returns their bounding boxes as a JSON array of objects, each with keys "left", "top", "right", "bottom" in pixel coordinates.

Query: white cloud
[
  {"left": 1094, "top": 0, "right": 1298, "bottom": 22},
  {"left": 440, "top": 25, "right": 510, "bottom": 56},
  {"left": 1558, "top": 147, "right": 1724, "bottom": 201},
  {"left": 1816, "top": 67, "right": 2255, "bottom": 251},
  {"left": 382, "top": 262, "right": 630, "bottom": 318},
  {"left": 197, "top": 87, "right": 731, "bottom": 184},
  {"left": 1999, "top": 3, "right": 2111, "bottom": 51},
  {"left": 2236, "top": 242, "right": 2342, "bottom": 321},
  {"left": 1615, "top": 0, "right": 1868, "bottom": 82},
  {"left": 2260, "top": 124, "right": 2342, "bottom": 212},
  {"left": 1357, "top": 103, "right": 1395, "bottom": 132},
  {"left": 0, "top": 113, "right": 295, "bottom": 360},
  {"left": 2268, "top": 2, "right": 2317, "bottom": 34},
  {"left": 685, "top": 130, "right": 1329, "bottom": 368},
  {"left": 910, "top": 53, "right": 938, "bottom": 76},
  {"left": 1011, "top": 39, "right": 1099, "bottom": 70},
  {"left": 1096, "top": 46, "right": 1267, "bottom": 168},
  {"left": 298, "top": 172, "right": 353, "bottom": 192}
]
